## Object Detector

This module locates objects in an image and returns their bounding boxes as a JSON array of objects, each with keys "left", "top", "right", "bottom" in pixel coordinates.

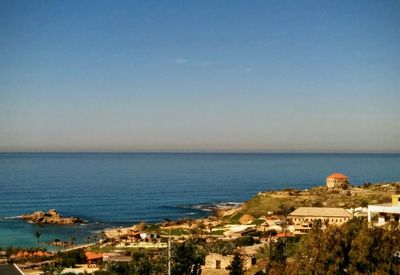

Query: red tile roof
[
  {"left": 327, "top": 173, "right": 348, "bottom": 179},
  {"left": 85, "top": 251, "right": 103, "bottom": 261}
]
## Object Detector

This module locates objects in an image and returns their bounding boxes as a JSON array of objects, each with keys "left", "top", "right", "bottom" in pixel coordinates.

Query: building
[
  {"left": 368, "top": 195, "right": 400, "bottom": 225},
  {"left": 203, "top": 253, "right": 255, "bottom": 273},
  {"left": 103, "top": 252, "right": 131, "bottom": 262},
  {"left": 85, "top": 251, "right": 103, "bottom": 267},
  {"left": 204, "top": 253, "right": 233, "bottom": 271},
  {"left": 288, "top": 207, "right": 352, "bottom": 232},
  {"left": 326, "top": 173, "right": 349, "bottom": 188}
]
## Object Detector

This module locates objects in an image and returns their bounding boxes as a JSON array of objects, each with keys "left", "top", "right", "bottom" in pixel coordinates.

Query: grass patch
[
  {"left": 251, "top": 219, "right": 265, "bottom": 226},
  {"left": 160, "top": 228, "right": 190, "bottom": 236},
  {"left": 211, "top": 230, "right": 225, "bottom": 235}
]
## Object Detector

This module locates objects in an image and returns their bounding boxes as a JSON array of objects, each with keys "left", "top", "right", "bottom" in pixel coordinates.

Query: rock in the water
[{"left": 21, "top": 209, "right": 82, "bottom": 225}]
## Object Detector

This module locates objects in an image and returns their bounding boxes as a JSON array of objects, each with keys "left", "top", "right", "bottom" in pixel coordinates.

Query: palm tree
[
  {"left": 117, "top": 228, "right": 122, "bottom": 240},
  {"left": 69, "top": 236, "right": 76, "bottom": 247},
  {"left": 34, "top": 231, "right": 41, "bottom": 248},
  {"left": 100, "top": 231, "right": 107, "bottom": 241}
]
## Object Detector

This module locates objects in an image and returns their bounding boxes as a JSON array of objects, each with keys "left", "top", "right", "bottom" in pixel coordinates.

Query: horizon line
[{"left": 1, "top": 151, "right": 400, "bottom": 154}]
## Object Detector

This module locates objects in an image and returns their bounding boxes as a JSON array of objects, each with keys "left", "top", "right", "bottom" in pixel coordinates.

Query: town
[{"left": 1, "top": 174, "right": 400, "bottom": 274}]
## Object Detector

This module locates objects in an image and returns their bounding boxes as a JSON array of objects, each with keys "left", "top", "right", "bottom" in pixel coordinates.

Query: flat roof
[
  {"left": 288, "top": 207, "right": 352, "bottom": 218},
  {"left": 368, "top": 204, "right": 400, "bottom": 214}
]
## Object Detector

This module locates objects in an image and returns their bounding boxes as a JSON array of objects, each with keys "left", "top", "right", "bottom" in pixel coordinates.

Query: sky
[{"left": 0, "top": 0, "right": 399, "bottom": 152}]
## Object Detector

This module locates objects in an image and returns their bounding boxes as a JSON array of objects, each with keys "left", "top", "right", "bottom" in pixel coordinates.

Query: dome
[{"left": 327, "top": 173, "right": 348, "bottom": 179}]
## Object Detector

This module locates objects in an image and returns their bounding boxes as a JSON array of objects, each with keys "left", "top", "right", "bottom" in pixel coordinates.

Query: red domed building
[{"left": 326, "top": 173, "right": 349, "bottom": 189}]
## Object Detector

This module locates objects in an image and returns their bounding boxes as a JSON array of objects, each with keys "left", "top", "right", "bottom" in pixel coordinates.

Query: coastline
[{"left": 2, "top": 180, "right": 400, "bottom": 249}]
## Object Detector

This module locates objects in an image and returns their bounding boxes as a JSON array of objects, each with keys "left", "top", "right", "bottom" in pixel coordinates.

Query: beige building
[
  {"left": 326, "top": 173, "right": 349, "bottom": 188},
  {"left": 288, "top": 207, "right": 352, "bottom": 231},
  {"left": 204, "top": 253, "right": 234, "bottom": 271},
  {"left": 368, "top": 195, "right": 400, "bottom": 225},
  {"left": 203, "top": 253, "right": 254, "bottom": 273}
]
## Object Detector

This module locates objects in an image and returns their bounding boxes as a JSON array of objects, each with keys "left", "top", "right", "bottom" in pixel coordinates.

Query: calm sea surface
[{"left": 1, "top": 153, "right": 399, "bottom": 248}]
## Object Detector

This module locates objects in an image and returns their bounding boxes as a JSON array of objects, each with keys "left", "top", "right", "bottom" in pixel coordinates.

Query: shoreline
[{"left": 3, "top": 181, "right": 399, "bottom": 249}]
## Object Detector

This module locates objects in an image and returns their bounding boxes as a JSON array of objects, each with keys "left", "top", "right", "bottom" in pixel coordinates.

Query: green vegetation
[
  {"left": 56, "top": 249, "right": 86, "bottom": 267},
  {"left": 160, "top": 228, "right": 190, "bottom": 236},
  {"left": 171, "top": 239, "right": 205, "bottom": 275},
  {"left": 234, "top": 236, "right": 255, "bottom": 247},
  {"left": 210, "top": 229, "right": 225, "bottom": 235},
  {"left": 42, "top": 263, "right": 64, "bottom": 275},
  {"left": 206, "top": 240, "right": 235, "bottom": 255},
  {"left": 34, "top": 231, "right": 41, "bottom": 248},
  {"left": 251, "top": 219, "right": 265, "bottom": 225},
  {"left": 240, "top": 195, "right": 282, "bottom": 217},
  {"left": 229, "top": 253, "right": 243, "bottom": 275},
  {"left": 254, "top": 218, "right": 400, "bottom": 274},
  {"left": 223, "top": 212, "right": 243, "bottom": 224}
]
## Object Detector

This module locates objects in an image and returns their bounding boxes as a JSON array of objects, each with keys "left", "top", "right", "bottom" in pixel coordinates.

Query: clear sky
[{"left": 0, "top": 0, "right": 399, "bottom": 152}]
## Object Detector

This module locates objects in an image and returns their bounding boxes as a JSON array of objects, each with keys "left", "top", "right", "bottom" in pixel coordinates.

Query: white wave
[{"left": 2, "top": 215, "right": 22, "bottom": 220}]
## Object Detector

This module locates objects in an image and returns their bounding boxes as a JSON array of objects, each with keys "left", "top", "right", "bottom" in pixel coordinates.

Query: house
[
  {"left": 326, "top": 173, "right": 349, "bottom": 189},
  {"left": 368, "top": 195, "right": 400, "bottom": 225},
  {"left": 103, "top": 252, "right": 131, "bottom": 262},
  {"left": 204, "top": 253, "right": 234, "bottom": 271},
  {"left": 85, "top": 251, "right": 103, "bottom": 267},
  {"left": 203, "top": 252, "right": 255, "bottom": 273},
  {"left": 288, "top": 207, "right": 352, "bottom": 232}
]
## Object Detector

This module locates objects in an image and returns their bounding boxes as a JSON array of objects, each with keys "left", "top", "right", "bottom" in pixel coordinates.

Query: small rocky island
[{"left": 21, "top": 209, "right": 83, "bottom": 225}]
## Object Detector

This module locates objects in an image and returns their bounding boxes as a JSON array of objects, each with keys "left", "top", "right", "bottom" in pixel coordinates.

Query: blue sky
[{"left": 0, "top": 0, "right": 399, "bottom": 152}]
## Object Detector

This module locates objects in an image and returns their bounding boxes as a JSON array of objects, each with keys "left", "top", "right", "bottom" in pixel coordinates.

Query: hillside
[{"left": 219, "top": 182, "right": 400, "bottom": 220}]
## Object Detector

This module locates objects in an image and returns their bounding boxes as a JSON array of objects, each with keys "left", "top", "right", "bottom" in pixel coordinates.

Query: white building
[{"left": 368, "top": 195, "right": 400, "bottom": 225}]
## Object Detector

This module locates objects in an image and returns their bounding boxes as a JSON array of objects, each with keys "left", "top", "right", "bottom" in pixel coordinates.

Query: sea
[{"left": 0, "top": 153, "right": 399, "bottom": 248}]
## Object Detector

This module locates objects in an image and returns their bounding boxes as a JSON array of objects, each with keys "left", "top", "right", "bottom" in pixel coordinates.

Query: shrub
[{"left": 234, "top": 236, "right": 254, "bottom": 247}]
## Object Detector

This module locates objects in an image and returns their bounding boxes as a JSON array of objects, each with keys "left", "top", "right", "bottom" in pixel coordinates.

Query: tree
[
  {"left": 42, "top": 262, "right": 64, "bottom": 275},
  {"left": 171, "top": 240, "right": 204, "bottom": 275},
  {"left": 130, "top": 252, "right": 153, "bottom": 275},
  {"left": 34, "top": 231, "right": 41, "bottom": 248},
  {"left": 57, "top": 249, "right": 86, "bottom": 268},
  {"left": 268, "top": 238, "right": 287, "bottom": 275},
  {"left": 234, "top": 236, "right": 254, "bottom": 247},
  {"left": 291, "top": 219, "right": 324, "bottom": 273},
  {"left": 69, "top": 236, "right": 76, "bottom": 246},
  {"left": 229, "top": 253, "right": 243, "bottom": 275},
  {"left": 289, "top": 217, "right": 400, "bottom": 274},
  {"left": 348, "top": 222, "right": 400, "bottom": 274},
  {"left": 100, "top": 231, "right": 107, "bottom": 241}
]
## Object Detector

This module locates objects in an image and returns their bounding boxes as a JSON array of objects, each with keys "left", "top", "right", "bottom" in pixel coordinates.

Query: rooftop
[
  {"left": 327, "top": 173, "right": 348, "bottom": 179},
  {"left": 85, "top": 251, "right": 103, "bottom": 261},
  {"left": 289, "top": 207, "right": 352, "bottom": 217}
]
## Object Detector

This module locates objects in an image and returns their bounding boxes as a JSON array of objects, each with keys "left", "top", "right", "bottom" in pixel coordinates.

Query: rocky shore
[{"left": 21, "top": 209, "right": 83, "bottom": 225}]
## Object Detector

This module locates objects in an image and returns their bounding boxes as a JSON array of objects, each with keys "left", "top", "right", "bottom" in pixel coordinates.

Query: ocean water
[{"left": 0, "top": 153, "right": 399, "bottom": 248}]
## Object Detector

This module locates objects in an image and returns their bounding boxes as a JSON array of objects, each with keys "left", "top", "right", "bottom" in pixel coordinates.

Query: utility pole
[{"left": 168, "top": 229, "right": 171, "bottom": 275}]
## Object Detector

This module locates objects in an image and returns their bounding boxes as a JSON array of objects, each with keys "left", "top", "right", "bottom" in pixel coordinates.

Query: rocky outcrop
[{"left": 21, "top": 209, "right": 82, "bottom": 224}]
